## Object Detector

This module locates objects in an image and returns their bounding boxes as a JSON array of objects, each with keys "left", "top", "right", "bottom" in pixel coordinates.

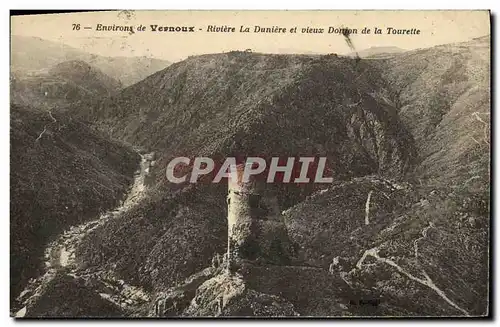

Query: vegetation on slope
[
  {"left": 283, "top": 177, "right": 488, "bottom": 316},
  {"left": 74, "top": 51, "right": 417, "bottom": 301},
  {"left": 17, "top": 36, "right": 490, "bottom": 317}
]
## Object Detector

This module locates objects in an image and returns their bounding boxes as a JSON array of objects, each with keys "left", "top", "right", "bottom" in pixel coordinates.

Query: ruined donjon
[{"left": 226, "top": 163, "right": 294, "bottom": 270}]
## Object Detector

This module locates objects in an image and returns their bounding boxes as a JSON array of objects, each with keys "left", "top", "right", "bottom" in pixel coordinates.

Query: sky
[{"left": 11, "top": 10, "right": 490, "bottom": 62}]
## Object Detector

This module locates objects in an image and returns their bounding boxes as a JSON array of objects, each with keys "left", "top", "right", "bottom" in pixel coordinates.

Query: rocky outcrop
[{"left": 12, "top": 152, "right": 153, "bottom": 318}]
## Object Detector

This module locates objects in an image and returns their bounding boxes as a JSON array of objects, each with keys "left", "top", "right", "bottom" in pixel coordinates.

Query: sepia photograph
[{"left": 9, "top": 10, "right": 491, "bottom": 318}]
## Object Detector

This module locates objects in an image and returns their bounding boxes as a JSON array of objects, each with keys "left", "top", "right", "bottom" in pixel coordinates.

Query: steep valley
[
  {"left": 11, "top": 36, "right": 490, "bottom": 317},
  {"left": 10, "top": 104, "right": 140, "bottom": 309}
]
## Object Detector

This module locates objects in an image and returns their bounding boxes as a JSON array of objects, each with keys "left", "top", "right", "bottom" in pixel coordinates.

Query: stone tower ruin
[{"left": 226, "top": 163, "right": 294, "bottom": 270}]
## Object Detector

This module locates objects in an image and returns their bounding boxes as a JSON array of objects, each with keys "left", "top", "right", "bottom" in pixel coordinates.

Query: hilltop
[
  {"left": 10, "top": 104, "right": 140, "bottom": 307},
  {"left": 374, "top": 35, "right": 490, "bottom": 189}
]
